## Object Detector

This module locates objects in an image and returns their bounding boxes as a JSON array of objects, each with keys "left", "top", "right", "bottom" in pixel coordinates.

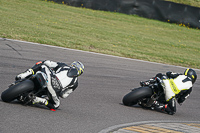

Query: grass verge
[{"left": 0, "top": 0, "right": 200, "bottom": 69}]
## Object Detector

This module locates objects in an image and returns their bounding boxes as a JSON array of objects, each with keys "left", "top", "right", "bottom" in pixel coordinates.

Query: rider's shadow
[
  {"left": 0, "top": 99, "right": 59, "bottom": 111},
  {"left": 119, "top": 102, "right": 166, "bottom": 114}
]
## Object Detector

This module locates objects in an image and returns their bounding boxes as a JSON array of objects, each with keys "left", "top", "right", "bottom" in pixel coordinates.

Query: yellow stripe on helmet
[
  {"left": 192, "top": 75, "right": 195, "bottom": 79},
  {"left": 78, "top": 67, "right": 83, "bottom": 75},
  {"left": 184, "top": 68, "right": 189, "bottom": 76}
]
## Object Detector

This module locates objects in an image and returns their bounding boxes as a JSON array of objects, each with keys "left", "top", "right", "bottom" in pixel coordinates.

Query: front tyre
[
  {"left": 122, "top": 87, "right": 153, "bottom": 106},
  {"left": 1, "top": 80, "right": 34, "bottom": 102}
]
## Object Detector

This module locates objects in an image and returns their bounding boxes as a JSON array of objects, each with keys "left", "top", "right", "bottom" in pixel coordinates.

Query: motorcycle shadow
[
  {"left": 120, "top": 103, "right": 166, "bottom": 114},
  {"left": 0, "top": 99, "right": 55, "bottom": 111}
]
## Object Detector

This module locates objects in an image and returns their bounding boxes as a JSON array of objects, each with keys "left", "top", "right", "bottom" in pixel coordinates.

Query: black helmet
[{"left": 184, "top": 68, "right": 197, "bottom": 84}]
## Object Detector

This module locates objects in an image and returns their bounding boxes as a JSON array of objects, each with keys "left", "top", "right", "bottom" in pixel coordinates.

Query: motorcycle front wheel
[
  {"left": 122, "top": 86, "right": 153, "bottom": 106},
  {"left": 1, "top": 79, "right": 34, "bottom": 102}
]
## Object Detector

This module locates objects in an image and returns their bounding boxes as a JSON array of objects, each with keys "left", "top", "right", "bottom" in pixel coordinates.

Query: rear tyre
[
  {"left": 122, "top": 87, "right": 153, "bottom": 106},
  {"left": 1, "top": 80, "right": 34, "bottom": 102}
]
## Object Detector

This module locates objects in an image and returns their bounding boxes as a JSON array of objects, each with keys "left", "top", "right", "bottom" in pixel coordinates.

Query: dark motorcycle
[
  {"left": 122, "top": 78, "right": 166, "bottom": 108},
  {"left": 1, "top": 72, "right": 51, "bottom": 105}
]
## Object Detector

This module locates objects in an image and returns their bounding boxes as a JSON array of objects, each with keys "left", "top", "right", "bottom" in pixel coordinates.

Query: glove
[
  {"left": 140, "top": 81, "right": 150, "bottom": 86},
  {"left": 15, "top": 75, "right": 21, "bottom": 81},
  {"left": 140, "top": 79, "right": 156, "bottom": 87}
]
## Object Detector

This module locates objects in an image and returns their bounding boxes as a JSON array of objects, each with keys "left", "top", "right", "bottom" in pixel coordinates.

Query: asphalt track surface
[{"left": 0, "top": 38, "right": 200, "bottom": 133}]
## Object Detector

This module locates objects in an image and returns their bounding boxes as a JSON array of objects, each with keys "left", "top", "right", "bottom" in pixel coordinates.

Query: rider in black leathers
[
  {"left": 140, "top": 68, "right": 197, "bottom": 115},
  {"left": 15, "top": 60, "right": 84, "bottom": 110}
]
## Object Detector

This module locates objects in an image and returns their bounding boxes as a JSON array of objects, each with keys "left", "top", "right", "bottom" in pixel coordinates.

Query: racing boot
[
  {"left": 32, "top": 96, "right": 56, "bottom": 110},
  {"left": 151, "top": 101, "right": 174, "bottom": 115},
  {"left": 60, "top": 89, "right": 73, "bottom": 98},
  {"left": 32, "top": 97, "right": 48, "bottom": 105},
  {"left": 15, "top": 69, "right": 34, "bottom": 80},
  {"left": 151, "top": 101, "right": 165, "bottom": 110}
]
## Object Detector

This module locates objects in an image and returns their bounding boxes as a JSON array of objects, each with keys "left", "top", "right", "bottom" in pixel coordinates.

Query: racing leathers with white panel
[
  {"left": 140, "top": 68, "right": 197, "bottom": 115},
  {"left": 16, "top": 60, "right": 84, "bottom": 110}
]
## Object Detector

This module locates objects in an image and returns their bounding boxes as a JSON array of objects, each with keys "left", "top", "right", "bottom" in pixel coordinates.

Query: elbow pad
[
  {"left": 60, "top": 89, "right": 73, "bottom": 98},
  {"left": 43, "top": 60, "right": 58, "bottom": 68}
]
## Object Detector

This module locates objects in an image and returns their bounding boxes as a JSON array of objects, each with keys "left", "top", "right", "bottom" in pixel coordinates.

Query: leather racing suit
[
  {"left": 16, "top": 60, "right": 81, "bottom": 109},
  {"left": 141, "top": 72, "right": 193, "bottom": 115}
]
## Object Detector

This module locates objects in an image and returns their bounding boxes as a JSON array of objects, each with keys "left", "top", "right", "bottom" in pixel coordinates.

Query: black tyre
[
  {"left": 1, "top": 80, "right": 34, "bottom": 102},
  {"left": 122, "top": 87, "right": 153, "bottom": 106}
]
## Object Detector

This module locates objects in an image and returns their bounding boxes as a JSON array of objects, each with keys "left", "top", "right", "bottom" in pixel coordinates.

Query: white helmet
[{"left": 70, "top": 61, "right": 84, "bottom": 76}]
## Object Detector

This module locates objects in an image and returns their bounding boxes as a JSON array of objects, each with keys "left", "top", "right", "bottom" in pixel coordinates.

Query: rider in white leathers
[
  {"left": 140, "top": 68, "right": 197, "bottom": 115},
  {"left": 16, "top": 60, "right": 84, "bottom": 110}
]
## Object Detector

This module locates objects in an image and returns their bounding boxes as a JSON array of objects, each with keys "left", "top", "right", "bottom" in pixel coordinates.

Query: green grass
[{"left": 0, "top": 0, "right": 200, "bottom": 69}]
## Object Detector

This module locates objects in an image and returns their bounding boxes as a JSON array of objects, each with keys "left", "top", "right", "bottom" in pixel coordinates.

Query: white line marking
[{"left": 98, "top": 121, "right": 200, "bottom": 133}]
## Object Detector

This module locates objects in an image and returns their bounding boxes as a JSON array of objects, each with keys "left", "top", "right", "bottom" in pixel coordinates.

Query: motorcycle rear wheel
[
  {"left": 122, "top": 86, "right": 153, "bottom": 106},
  {"left": 1, "top": 80, "right": 34, "bottom": 102}
]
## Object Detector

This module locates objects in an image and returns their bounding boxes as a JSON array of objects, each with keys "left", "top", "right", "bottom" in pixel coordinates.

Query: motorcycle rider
[
  {"left": 15, "top": 60, "right": 84, "bottom": 110},
  {"left": 140, "top": 68, "right": 197, "bottom": 115}
]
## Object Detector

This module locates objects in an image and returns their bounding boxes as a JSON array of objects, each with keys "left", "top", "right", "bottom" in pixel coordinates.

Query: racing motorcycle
[
  {"left": 122, "top": 78, "right": 166, "bottom": 108},
  {"left": 1, "top": 71, "right": 51, "bottom": 105}
]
